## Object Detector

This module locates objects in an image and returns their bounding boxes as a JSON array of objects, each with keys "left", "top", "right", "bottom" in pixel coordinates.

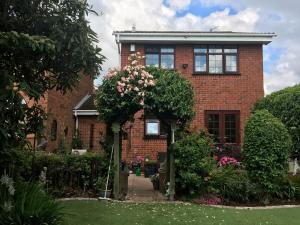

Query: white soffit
[{"left": 113, "top": 31, "right": 276, "bottom": 45}]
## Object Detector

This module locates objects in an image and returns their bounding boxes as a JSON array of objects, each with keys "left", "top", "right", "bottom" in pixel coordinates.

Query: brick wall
[
  {"left": 120, "top": 43, "right": 264, "bottom": 162},
  {"left": 77, "top": 116, "right": 106, "bottom": 151},
  {"left": 45, "top": 74, "right": 94, "bottom": 151}
]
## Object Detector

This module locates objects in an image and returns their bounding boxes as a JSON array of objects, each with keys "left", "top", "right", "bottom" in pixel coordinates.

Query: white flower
[{"left": 0, "top": 174, "right": 15, "bottom": 195}]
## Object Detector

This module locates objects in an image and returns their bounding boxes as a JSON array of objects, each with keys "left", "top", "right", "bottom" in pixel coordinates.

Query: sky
[{"left": 87, "top": 0, "right": 300, "bottom": 94}]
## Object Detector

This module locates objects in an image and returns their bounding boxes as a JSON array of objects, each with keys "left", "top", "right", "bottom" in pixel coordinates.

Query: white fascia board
[
  {"left": 73, "top": 110, "right": 99, "bottom": 116},
  {"left": 113, "top": 32, "right": 275, "bottom": 45},
  {"left": 74, "top": 94, "right": 91, "bottom": 110}
]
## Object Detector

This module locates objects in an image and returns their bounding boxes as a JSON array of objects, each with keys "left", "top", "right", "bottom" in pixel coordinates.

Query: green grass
[{"left": 62, "top": 200, "right": 300, "bottom": 225}]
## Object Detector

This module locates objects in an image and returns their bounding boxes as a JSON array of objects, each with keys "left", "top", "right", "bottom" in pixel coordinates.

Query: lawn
[{"left": 62, "top": 200, "right": 300, "bottom": 225}]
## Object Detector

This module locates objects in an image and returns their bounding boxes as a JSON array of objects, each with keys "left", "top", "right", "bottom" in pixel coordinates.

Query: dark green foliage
[
  {"left": 210, "top": 167, "right": 257, "bottom": 203},
  {"left": 173, "top": 131, "right": 215, "bottom": 195},
  {"left": 144, "top": 68, "right": 195, "bottom": 126},
  {"left": 0, "top": 0, "right": 104, "bottom": 150},
  {"left": 243, "top": 110, "right": 292, "bottom": 198},
  {"left": 71, "top": 129, "right": 83, "bottom": 149},
  {"left": 0, "top": 182, "right": 64, "bottom": 225},
  {"left": 0, "top": 147, "right": 33, "bottom": 180},
  {"left": 254, "top": 84, "right": 300, "bottom": 156},
  {"left": 32, "top": 153, "right": 108, "bottom": 197}
]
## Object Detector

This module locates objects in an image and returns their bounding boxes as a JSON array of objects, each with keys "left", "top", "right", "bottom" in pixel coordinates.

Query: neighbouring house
[
  {"left": 27, "top": 29, "right": 275, "bottom": 163},
  {"left": 26, "top": 74, "right": 105, "bottom": 152}
]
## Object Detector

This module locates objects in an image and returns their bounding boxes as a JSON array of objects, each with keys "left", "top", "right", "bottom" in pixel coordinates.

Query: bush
[
  {"left": 0, "top": 181, "right": 64, "bottom": 225},
  {"left": 0, "top": 147, "right": 33, "bottom": 180},
  {"left": 210, "top": 167, "right": 257, "bottom": 203},
  {"left": 243, "top": 110, "right": 292, "bottom": 199},
  {"left": 254, "top": 84, "right": 300, "bottom": 156},
  {"left": 32, "top": 152, "right": 108, "bottom": 197},
  {"left": 173, "top": 131, "right": 215, "bottom": 195}
]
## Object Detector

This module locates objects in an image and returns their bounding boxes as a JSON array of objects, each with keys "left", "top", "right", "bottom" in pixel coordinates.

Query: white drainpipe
[{"left": 75, "top": 110, "right": 79, "bottom": 130}]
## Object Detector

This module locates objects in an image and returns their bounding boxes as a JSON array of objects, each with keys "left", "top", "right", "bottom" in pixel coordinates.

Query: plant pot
[
  {"left": 135, "top": 167, "right": 141, "bottom": 176},
  {"left": 144, "top": 161, "right": 158, "bottom": 178},
  {"left": 99, "top": 189, "right": 111, "bottom": 198}
]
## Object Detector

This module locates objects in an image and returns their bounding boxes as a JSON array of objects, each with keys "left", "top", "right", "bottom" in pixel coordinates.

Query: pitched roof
[{"left": 73, "top": 94, "right": 98, "bottom": 116}]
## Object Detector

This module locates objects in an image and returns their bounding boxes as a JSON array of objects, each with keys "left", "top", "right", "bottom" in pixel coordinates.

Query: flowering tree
[{"left": 96, "top": 52, "right": 194, "bottom": 126}]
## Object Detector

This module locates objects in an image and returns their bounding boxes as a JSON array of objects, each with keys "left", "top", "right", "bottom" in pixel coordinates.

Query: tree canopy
[
  {"left": 96, "top": 53, "right": 194, "bottom": 127},
  {"left": 0, "top": 0, "right": 105, "bottom": 149},
  {"left": 254, "top": 84, "right": 300, "bottom": 156}
]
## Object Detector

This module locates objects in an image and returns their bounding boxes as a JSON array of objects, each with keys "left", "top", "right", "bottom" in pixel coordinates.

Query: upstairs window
[
  {"left": 145, "top": 47, "right": 174, "bottom": 69},
  {"left": 194, "top": 46, "right": 238, "bottom": 74}
]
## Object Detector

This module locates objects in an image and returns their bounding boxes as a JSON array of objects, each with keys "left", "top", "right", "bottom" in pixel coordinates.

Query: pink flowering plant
[
  {"left": 218, "top": 156, "right": 238, "bottom": 167},
  {"left": 96, "top": 52, "right": 157, "bottom": 123}
]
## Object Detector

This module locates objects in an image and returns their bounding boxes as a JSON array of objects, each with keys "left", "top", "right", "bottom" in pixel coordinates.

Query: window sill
[
  {"left": 193, "top": 72, "right": 241, "bottom": 76},
  {"left": 144, "top": 134, "right": 167, "bottom": 140}
]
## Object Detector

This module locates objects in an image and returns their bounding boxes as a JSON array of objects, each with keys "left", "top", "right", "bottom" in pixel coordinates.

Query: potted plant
[
  {"left": 131, "top": 155, "right": 143, "bottom": 176},
  {"left": 71, "top": 129, "right": 86, "bottom": 155},
  {"left": 94, "top": 177, "right": 111, "bottom": 198},
  {"left": 144, "top": 159, "right": 158, "bottom": 178}
]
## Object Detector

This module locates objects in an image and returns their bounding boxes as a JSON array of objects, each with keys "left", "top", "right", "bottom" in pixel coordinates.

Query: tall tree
[{"left": 0, "top": 0, "right": 105, "bottom": 150}]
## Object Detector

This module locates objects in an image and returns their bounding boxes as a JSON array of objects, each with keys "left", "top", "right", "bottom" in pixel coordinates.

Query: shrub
[
  {"left": 0, "top": 181, "right": 64, "bottom": 225},
  {"left": 173, "top": 131, "right": 215, "bottom": 195},
  {"left": 210, "top": 167, "right": 257, "bottom": 203},
  {"left": 32, "top": 152, "right": 108, "bottom": 197},
  {"left": 254, "top": 84, "right": 300, "bottom": 156},
  {"left": 243, "top": 110, "right": 292, "bottom": 199}
]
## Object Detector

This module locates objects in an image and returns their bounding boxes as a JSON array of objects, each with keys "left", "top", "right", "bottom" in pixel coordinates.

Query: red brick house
[{"left": 32, "top": 30, "right": 275, "bottom": 162}]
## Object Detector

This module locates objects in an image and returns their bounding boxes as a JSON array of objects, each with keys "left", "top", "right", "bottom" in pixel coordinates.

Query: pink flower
[
  {"left": 138, "top": 80, "right": 143, "bottom": 84},
  {"left": 218, "top": 156, "right": 238, "bottom": 167}
]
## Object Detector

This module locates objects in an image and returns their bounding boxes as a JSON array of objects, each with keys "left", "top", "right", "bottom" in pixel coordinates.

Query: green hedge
[
  {"left": 32, "top": 153, "right": 108, "bottom": 197},
  {"left": 243, "top": 110, "right": 292, "bottom": 200},
  {"left": 254, "top": 84, "right": 300, "bottom": 156}
]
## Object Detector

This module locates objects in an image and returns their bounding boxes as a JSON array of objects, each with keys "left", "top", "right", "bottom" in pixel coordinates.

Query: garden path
[{"left": 127, "top": 174, "right": 167, "bottom": 202}]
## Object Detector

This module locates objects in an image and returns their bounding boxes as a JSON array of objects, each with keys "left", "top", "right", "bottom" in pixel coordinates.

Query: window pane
[
  {"left": 225, "top": 55, "right": 237, "bottom": 72},
  {"left": 225, "top": 114, "right": 237, "bottom": 143},
  {"left": 224, "top": 47, "right": 237, "bottom": 53},
  {"left": 208, "top": 114, "right": 220, "bottom": 143},
  {"left": 161, "top": 54, "right": 174, "bottom": 69},
  {"left": 161, "top": 47, "right": 174, "bottom": 53},
  {"left": 209, "top": 46, "right": 222, "bottom": 53},
  {"left": 195, "top": 55, "right": 207, "bottom": 72},
  {"left": 194, "top": 47, "right": 207, "bottom": 53},
  {"left": 146, "top": 121, "right": 159, "bottom": 135},
  {"left": 209, "top": 55, "right": 223, "bottom": 73},
  {"left": 145, "top": 54, "right": 159, "bottom": 67}
]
